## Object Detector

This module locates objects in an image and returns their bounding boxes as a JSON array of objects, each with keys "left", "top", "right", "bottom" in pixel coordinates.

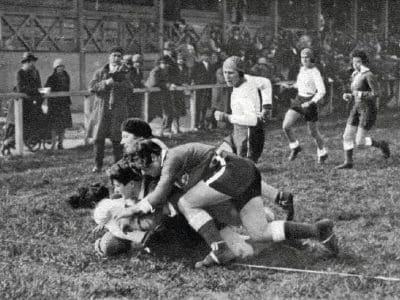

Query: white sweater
[
  {"left": 296, "top": 66, "right": 326, "bottom": 103},
  {"left": 230, "top": 75, "right": 272, "bottom": 126}
]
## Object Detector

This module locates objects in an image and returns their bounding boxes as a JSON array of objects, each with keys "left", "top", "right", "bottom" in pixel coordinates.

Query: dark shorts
[
  {"left": 347, "top": 102, "right": 377, "bottom": 130},
  {"left": 223, "top": 124, "right": 265, "bottom": 163},
  {"left": 290, "top": 95, "right": 318, "bottom": 122},
  {"left": 204, "top": 152, "right": 261, "bottom": 211}
]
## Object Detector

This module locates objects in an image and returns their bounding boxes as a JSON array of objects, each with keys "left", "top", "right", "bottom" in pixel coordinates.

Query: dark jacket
[
  {"left": 146, "top": 65, "right": 171, "bottom": 120},
  {"left": 45, "top": 70, "right": 72, "bottom": 130},
  {"left": 128, "top": 67, "right": 144, "bottom": 88},
  {"left": 87, "top": 64, "right": 130, "bottom": 141},
  {"left": 16, "top": 67, "right": 44, "bottom": 137},
  {"left": 192, "top": 61, "right": 216, "bottom": 105}
]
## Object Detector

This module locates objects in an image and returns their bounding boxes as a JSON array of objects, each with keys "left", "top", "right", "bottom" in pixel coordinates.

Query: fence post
[
  {"left": 14, "top": 98, "right": 24, "bottom": 156},
  {"left": 190, "top": 90, "right": 197, "bottom": 130},
  {"left": 143, "top": 92, "right": 149, "bottom": 122},
  {"left": 329, "top": 80, "right": 334, "bottom": 114},
  {"left": 83, "top": 95, "right": 91, "bottom": 145},
  {"left": 397, "top": 79, "right": 400, "bottom": 107}
]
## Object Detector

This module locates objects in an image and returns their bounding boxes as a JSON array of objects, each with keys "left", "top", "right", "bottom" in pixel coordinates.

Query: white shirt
[
  {"left": 296, "top": 66, "right": 326, "bottom": 103},
  {"left": 229, "top": 74, "right": 272, "bottom": 126}
]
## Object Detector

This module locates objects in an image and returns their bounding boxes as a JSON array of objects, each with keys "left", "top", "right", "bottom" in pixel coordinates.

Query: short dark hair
[
  {"left": 134, "top": 140, "right": 162, "bottom": 168},
  {"left": 121, "top": 118, "right": 152, "bottom": 138},
  {"left": 351, "top": 50, "right": 369, "bottom": 65},
  {"left": 108, "top": 162, "right": 142, "bottom": 185},
  {"left": 109, "top": 46, "right": 124, "bottom": 54}
]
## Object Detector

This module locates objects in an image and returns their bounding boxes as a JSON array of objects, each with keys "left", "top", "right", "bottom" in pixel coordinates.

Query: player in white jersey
[
  {"left": 282, "top": 48, "right": 328, "bottom": 163},
  {"left": 213, "top": 56, "right": 294, "bottom": 220}
]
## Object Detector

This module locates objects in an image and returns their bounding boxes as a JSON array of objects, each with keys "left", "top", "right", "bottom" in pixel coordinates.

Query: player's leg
[
  {"left": 282, "top": 109, "right": 302, "bottom": 160},
  {"left": 239, "top": 196, "right": 339, "bottom": 255},
  {"left": 261, "top": 181, "right": 294, "bottom": 221},
  {"left": 307, "top": 121, "right": 328, "bottom": 164},
  {"left": 177, "top": 181, "right": 235, "bottom": 267},
  {"left": 335, "top": 124, "right": 357, "bottom": 169},
  {"left": 356, "top": 106, "right": 390, "bottom": 158}
]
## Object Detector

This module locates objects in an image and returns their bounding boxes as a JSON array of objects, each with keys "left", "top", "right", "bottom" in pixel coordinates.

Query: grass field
[{"left": 1, "top": 110, "right": 400, "bottom": 299}]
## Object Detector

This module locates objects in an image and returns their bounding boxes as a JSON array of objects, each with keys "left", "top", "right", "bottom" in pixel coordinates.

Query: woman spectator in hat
[
  {"left": 44, "top": 59, "right": 72, "bottom": 150},
  {"left": 16, "top": 52, "right": 44, "bottom": 143}
]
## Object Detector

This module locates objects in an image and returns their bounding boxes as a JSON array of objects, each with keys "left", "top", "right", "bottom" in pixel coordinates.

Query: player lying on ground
[
  {"left": 93, "top": 159, "right": 276, "bottom": 258},
  {"left": 115, "top": 141, "right": 339, "bottom": 268}
]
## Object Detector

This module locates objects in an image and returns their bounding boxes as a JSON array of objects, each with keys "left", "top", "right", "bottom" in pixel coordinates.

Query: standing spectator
[
  {"left": 124, "top": 54, "right": 145, "bottom": 118},
  {"left": 146, "top": 56, "right": 174, "bottom": 136},
  {"left": 211, "top": 52, "right": 231, "bottom": 117},
  {"left": 162, "top": 41, "right": 179, "bottom": 83},
  {"left": 173, "top": 53, "right": 190, "bottom": 133},
  {"left": 282, "top": 48, "right": 328, "bottom": 163},
  {"left": 226, "top": 27, "right": 243, "bottom": 57},
  {"left": 335, "top": 50, "right": 390, "bottom": 169},
  {"left": 44, "top": 59, "right": 72, "bottom": 150},
  {"left": 88, "top": 46, "right": 130, "bottom": 173},
  {"left": 250, "top": 57, "right": 276, "bottom": 81},
  {"left": 192, "top": 50, "right": 215, "bottom": 130},
  {"left": 16, "top": 52, "right": 45, "bottom": 145}
]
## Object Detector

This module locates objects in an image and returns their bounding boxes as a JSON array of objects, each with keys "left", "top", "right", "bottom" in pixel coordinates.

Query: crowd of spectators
[{"left": 3, "top": 18, "right": 400, "bottom": 157}]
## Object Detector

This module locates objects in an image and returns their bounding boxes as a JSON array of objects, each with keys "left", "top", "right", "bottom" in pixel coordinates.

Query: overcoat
[{"left": 87, "top": 64, "right": 130, "bottom": 142}]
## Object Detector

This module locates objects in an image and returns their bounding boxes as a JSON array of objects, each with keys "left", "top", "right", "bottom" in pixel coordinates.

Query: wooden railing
[
  {"left": 0, "top": 84, "right": 227, "bottom": 156},
  {"left": 1, "top": 78, "right": 388, "bottom": 157}
]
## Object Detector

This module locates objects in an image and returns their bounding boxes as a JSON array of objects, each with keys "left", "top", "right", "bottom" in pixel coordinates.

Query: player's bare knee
[
  {"left": 177, "top": 196, "right": 189, "bottom": 215},
  {"left": 246, "top": 228, "right": 265, "bottom": 242},
  {"left": 282, "top": 121, "right": 291, "bottom": 132},
  {"left": 343, "top": 132, "right": 353, "bottom": 143},
  {"left": 355, "top": 137, "right": 365, "bottom": 148}
]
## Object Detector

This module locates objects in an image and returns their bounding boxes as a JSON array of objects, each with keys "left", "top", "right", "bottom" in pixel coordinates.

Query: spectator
[
  {"left": 176, "top": 36, "right": 197, "bottom": 78},
  {"left": 16, "top": 52, "right": 45, "bottom": 146},
  {"left": 146, "top": 56, "right": 174, "bottom": 136},
  {"left": 191, "top": 50, "right": 215, "bottom": 130},
  {"left": 250, "top": 57, "right": 276, "bottom": 82},
  {"left": 87, "top": 46, "right": 130, "bottom": 173},
  {"left": 162, "top": 41, "right": 179, "bottom": 82},
  {"left": 124, "top": 54, "right": 145, "bottom": 118},
  {"left": 173, "top": 53, "right": 190, "bottom": 133},
  {"left": 226, "top": 27, "right": 243, "bottom": 57},
  {"left": 44, "top": 59, "right": 72, "bottom": 150}
]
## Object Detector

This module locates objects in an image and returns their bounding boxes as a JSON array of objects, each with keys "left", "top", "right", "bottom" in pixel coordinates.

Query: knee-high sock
[{"left": 269, "top": 221, "right": 318, "bottom": 242}]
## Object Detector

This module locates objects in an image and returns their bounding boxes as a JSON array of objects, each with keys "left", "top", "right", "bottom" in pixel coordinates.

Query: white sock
[
  {"left": 317, "top": 147, "right": 327, "bottom": 157},
  {"left": 289, "top": 140, "right": 300, "bottom": 149},
  {"left": 365, "top": 137, "right": 373, "bottom": 147}
]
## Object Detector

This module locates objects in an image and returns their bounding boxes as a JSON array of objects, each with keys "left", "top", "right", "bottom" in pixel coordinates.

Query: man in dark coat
[
  {"left": 191, "top": 50, "right": 216, "bottom": 130},
  {"left": 88, "top": 46, "right": 131, "bottom": 173}
]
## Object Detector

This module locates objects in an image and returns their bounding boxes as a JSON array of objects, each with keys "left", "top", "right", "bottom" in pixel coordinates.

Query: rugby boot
[
  {"left": 194, "top": 241, "right": 235, "bottom": 268},
  {"left": 316, "top": 219, "right": 339, "bottom": 256},
  {"left": 372, "top": 140, "right": 390, "bottom": 159},
  {"left": 335, "top": 149, "right": 353, "bottom": 169},
  {"left": 318, "top": 153, "right": 329, "bottom": 164},
  {"left": 275, "top": 192, "right": 295, "bottom": 221},
  {"left": 288, "top": 146, "right": 302, "bottom": 161}
]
